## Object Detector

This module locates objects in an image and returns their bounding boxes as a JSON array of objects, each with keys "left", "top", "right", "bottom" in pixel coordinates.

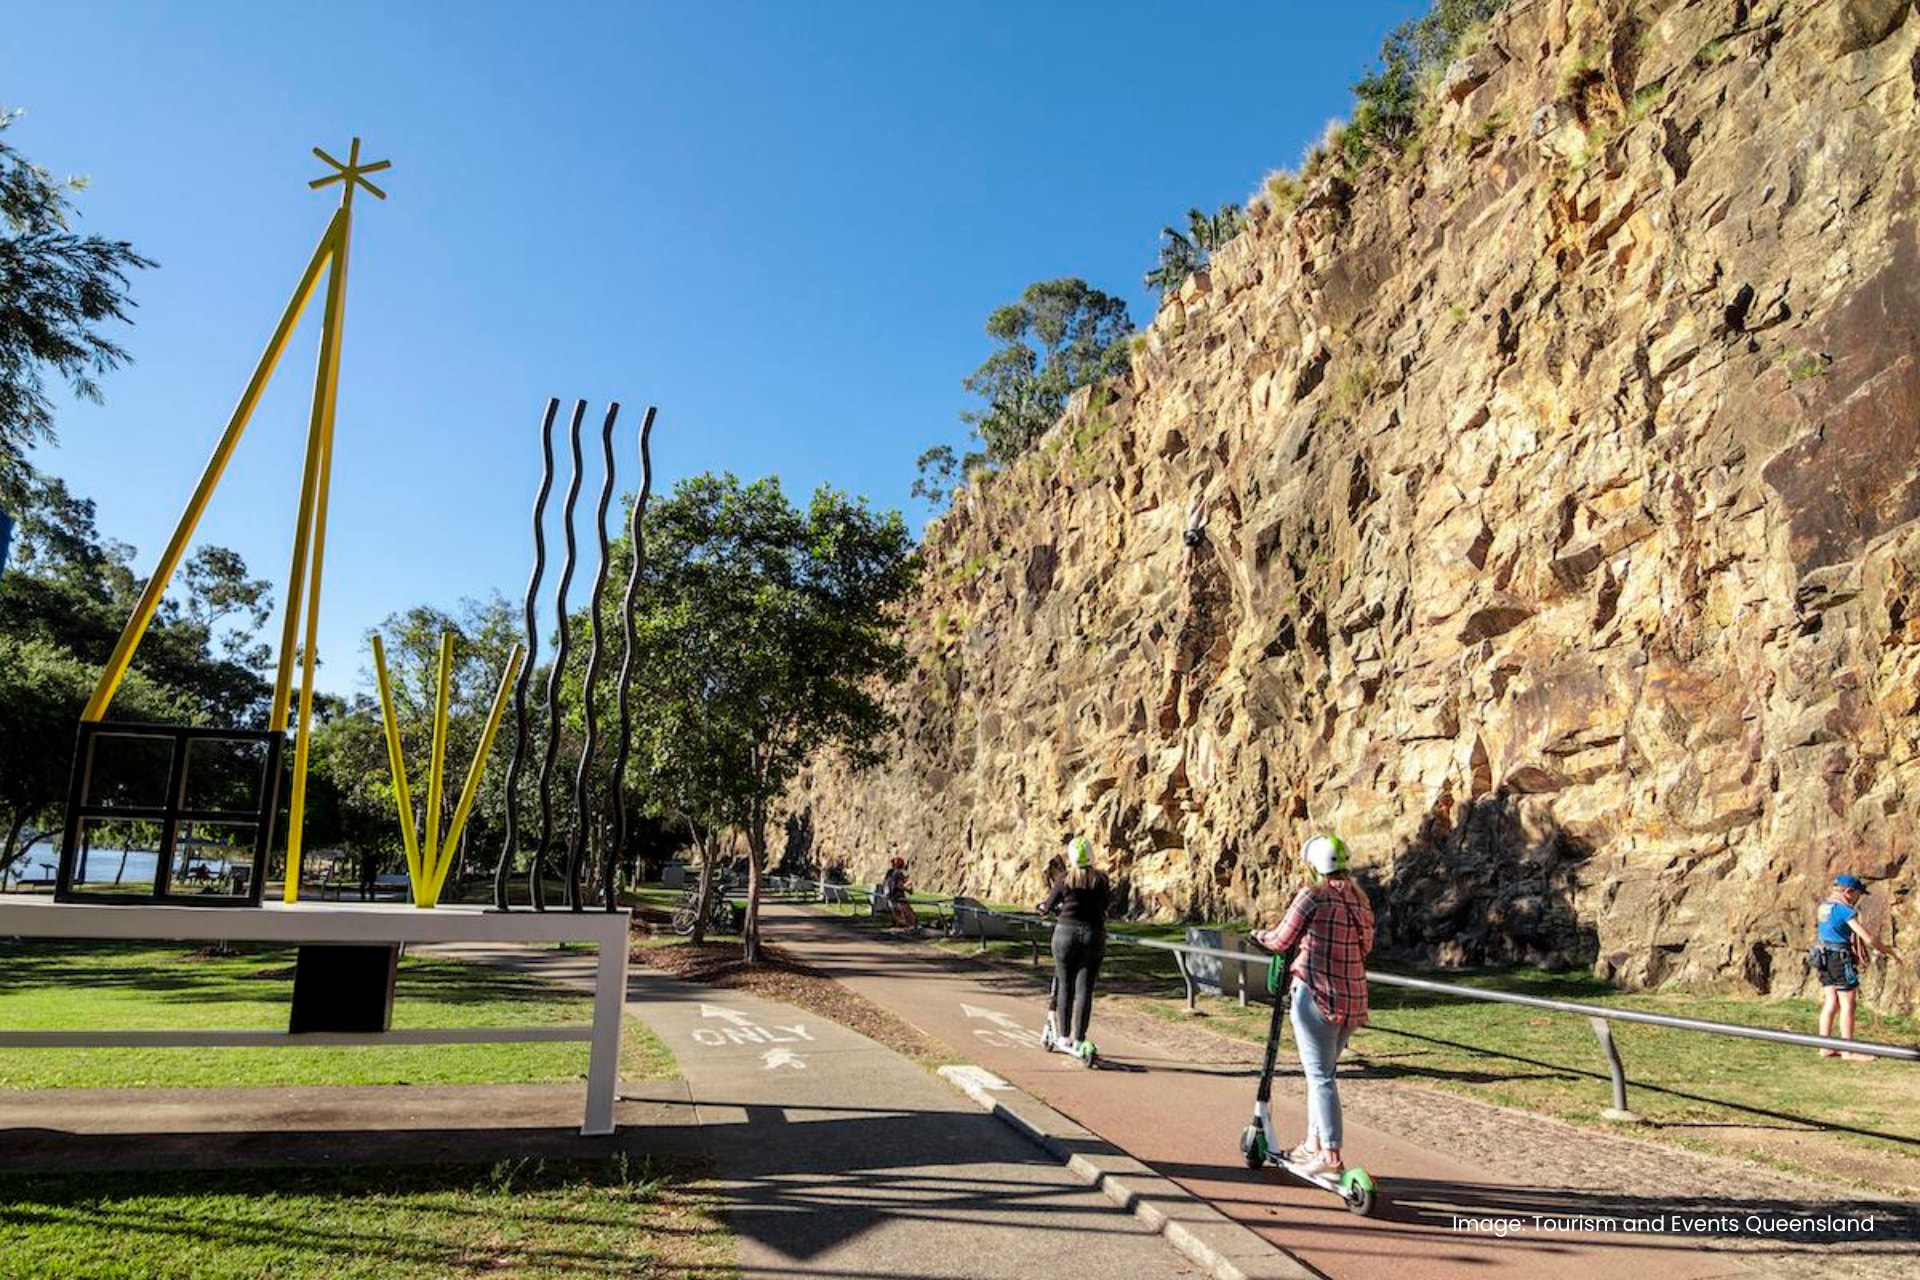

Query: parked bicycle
[{"left": 670, "top": 880, "right": 738, "bottom": 935}]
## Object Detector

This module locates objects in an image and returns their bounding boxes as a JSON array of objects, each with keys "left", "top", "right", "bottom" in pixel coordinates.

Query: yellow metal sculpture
[
  {"left": 79, "top": 139, "right": 391, "bottom": 903},
  {"left": 372, "top": 634, "right": 525, "bottom": 907}
]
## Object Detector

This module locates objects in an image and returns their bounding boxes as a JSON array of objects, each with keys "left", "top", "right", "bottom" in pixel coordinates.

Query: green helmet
[{"left": 1068, "top": 836, "right": 1094, "bottom": 868}]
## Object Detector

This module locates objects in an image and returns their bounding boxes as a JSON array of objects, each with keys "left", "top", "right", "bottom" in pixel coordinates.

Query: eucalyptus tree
[
  {"left": 628, "top": 473, "right": 917, "bottom": 960},
  {"left": 0, "top": 110, "right": 154, "bottom": 507}
]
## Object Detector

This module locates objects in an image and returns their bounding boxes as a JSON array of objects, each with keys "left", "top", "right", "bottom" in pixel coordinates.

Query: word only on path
[{"left": 692, "top": 1004, "right": 815, "bottom": 1070}]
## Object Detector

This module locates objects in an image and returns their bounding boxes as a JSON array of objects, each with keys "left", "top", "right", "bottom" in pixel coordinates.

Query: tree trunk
[
  {"left": 0, "top": 814, "right": 26, "bottom": 885},
  {"left": 744, "top": 819, "right": 765, "bottom": 964},
  {"left": 689, "top": 819, "right": 715, "bottom": 946}
]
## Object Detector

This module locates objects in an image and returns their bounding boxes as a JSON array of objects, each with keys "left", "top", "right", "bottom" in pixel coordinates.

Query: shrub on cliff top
[
  {"left": 1283, "top": 0, "right": 1507, "bottom": 189},
  {"left": 1143, "top": 203, "right": 1245, "bottom": 301},
  {"left": 1350, "top": 0, "right": 1506, "bottom": 159}
]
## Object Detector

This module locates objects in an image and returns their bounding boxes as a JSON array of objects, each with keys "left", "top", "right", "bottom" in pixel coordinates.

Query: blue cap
[{"left": 1834, "top": 874, "right": 1869, "bottom": 893}]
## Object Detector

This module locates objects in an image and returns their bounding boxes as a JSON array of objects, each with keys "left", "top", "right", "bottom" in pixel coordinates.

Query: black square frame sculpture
[{"left": 56, "top": 722, "right": 284, "bottom": 907}]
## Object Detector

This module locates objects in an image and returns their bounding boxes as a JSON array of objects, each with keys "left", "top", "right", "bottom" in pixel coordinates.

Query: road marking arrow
[
  {"left": 700, "top": 1004, "right": 753, "bottom": 1025},
  {"left": 960, "top": 1002, "right": 1024, "bottom": 1030},
  {"left": 762, "top": 1048, "right": 807, "bottom": 1071}
]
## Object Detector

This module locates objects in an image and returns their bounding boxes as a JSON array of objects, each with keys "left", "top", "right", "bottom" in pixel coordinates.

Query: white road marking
[
  {"left": 960, "top": 1002, "right": 1025, "bottom": 1030},
  {"left": 763, "top": 1047, "right": 807, "bottom": 1070},
  {"left": 689, "top": 1008, "right": 815, "bottom": 1049}
]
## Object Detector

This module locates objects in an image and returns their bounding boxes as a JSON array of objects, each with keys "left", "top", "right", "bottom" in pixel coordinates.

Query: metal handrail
[{"left": 866, "top": 895, "right": 1918, "bottom": 1119}]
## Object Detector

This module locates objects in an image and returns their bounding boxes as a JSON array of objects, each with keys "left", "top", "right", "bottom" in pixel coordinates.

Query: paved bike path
[
  {"left": 625, "top": 967, "right": 1203, "bottom": 1279},
  {"left": 762, "top": 903, "right": 1912, "bottom": 1280}
]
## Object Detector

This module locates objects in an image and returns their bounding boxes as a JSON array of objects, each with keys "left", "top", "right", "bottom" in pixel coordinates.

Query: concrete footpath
[
  {"left": 624, "top": 967, "right": 1204, "bottom": 1279},
  {"left": 763, "top": 902, "right": 1920, "bottom": 1280}
]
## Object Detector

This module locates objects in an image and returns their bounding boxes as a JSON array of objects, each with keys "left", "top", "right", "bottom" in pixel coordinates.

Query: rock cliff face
[{"left": 788, "top": 0, "right": 1920, "bottom": 1009}]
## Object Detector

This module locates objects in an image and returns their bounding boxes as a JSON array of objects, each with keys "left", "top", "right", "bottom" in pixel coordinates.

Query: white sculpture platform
[{"left": 0, "top": 897, "right": 631, "bottom": 1135}]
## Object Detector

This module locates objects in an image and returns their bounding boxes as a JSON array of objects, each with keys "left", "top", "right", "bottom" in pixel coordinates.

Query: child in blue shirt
[{"left": 1814, "top": 874, "right": 1898, "bottom": 1060}]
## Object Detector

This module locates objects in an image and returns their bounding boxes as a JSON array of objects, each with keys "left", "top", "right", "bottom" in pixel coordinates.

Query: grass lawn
[
  {"left": 0, "top": 1157, "right": 733, "bottom": 1280},
  {"left": 0, "top": 941, "right": 675, "bottom": 1089}
]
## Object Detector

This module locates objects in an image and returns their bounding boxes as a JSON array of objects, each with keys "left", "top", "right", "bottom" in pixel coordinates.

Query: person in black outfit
[{"left": 1037, "top": 835, "right": 1111, "bottom": 1057}]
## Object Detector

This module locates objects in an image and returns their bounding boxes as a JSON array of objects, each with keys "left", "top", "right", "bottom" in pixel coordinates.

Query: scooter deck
[
  {"left": 1275, "top": 1157, "right": 1353, "bottom": 1195},
  {"left": 1269, "top": 1154, "right": 1376, "bottom": 1213},
  {"left": 1241, "top": 1122, "right": 1378, "bottom": 1215}
]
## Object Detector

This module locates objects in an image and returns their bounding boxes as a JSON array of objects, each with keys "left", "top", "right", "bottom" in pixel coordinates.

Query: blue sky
[{"left": 7, "top": 1, "right": 1428, "bottom": 695}]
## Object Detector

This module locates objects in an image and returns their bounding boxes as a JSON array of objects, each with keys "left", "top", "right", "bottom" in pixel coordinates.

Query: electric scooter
[
  {"left": 1039, "top": 970, "right": 1098, "bottom": 1066},
  {"left": 1238, "top": 952, "right": 1378, "bottom": 1215}
]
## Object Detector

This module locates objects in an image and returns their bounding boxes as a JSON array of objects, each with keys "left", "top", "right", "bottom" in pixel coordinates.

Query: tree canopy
[
  {"left": 0, "top": 475, "right": 275, "bottom": 881},
  {"left": 626, "top": 473, "right": 917, "bottom": 958},
  {"left": 0, "top": 110, "right": 154, "bottom": 509},
  {"left": 916, "top": 278, "right": 1133, "bottom": 509},
  {"left": 1346, "top": 0, "right": 1505, "bottom": 166}
]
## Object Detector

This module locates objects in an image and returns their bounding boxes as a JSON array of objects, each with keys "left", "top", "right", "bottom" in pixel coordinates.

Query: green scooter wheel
[
  {"left": 1239, "top": 1123, "right": 1266, "bottom": 1169},
  {"left": 1339, "top": 1167, "right": 1377, "bottom": 1216}
]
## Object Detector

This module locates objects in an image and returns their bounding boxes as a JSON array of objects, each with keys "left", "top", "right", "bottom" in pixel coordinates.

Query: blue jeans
[{"left": 1291, "top": 979, "right": 1353, "bottom": 1150}]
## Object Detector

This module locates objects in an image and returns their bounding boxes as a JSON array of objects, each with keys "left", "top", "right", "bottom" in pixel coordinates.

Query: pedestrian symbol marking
[{"left": 763, "top": 1048, "right": 807, "bottom": 1070}]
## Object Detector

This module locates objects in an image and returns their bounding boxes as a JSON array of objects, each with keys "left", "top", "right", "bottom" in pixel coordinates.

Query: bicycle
[{"left": 670, "top": 882, "right": 738, "bottom": 935}]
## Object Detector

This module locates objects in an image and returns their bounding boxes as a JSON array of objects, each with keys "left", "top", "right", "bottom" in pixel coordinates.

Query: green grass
[
  {"left": 1781, "top": 349, "right": 1830, "bottom": 383},
  {"left": 0, "top": 941, "right": 676, "bottom": 1089},
  {"left": 0, "top": 1157, "right": 733, "bottom": 1280}
]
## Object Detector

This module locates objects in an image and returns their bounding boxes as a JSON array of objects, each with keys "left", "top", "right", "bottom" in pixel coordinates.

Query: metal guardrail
[{"left": 795, "top": 888, "right": 1919, "bottom": 1120}]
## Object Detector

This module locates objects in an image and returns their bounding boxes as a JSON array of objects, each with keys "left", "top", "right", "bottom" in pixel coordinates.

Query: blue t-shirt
[{"left": 1816, "top": 899, "right": 1857, "bottom": 948}]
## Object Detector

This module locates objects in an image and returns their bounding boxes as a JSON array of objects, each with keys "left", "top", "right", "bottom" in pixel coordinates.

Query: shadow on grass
[
  {"left": 1359, "top": 1024, "right": 1920, "bottom": 1151},
  {"left": 0, "top": 941, "right": 578, "bottom": 1009}
]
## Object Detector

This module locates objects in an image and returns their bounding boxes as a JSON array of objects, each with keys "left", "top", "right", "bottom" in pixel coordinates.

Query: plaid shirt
[{"left": 1254, "top": 879, "right": 1375, "bottom": 1025}]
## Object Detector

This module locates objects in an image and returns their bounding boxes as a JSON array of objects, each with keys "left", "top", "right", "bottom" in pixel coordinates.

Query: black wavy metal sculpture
[
  {"left": 530, "top": 400, "right": 587, "bottom": 911},
  {"left": 565, "top": 403, "right": 621, "bottom": 910},
  {"left": 607, "top": 407, "right": 656, "bottom": 910},
  {"left": 494, "top": 397, "right": 658, "bottom": 911},
  {"left": 493, "top": 399, "right": 559, "bottom": 911}
]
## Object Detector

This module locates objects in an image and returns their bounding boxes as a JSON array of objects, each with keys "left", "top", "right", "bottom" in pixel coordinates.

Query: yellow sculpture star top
[{"left": 309, "top": 136, "right": 391, "bottom": 208}]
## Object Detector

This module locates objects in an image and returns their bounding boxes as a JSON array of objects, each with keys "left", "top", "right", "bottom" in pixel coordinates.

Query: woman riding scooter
[
  {"left": 1037, "top": 835, "right": 1110, "bottom": 1064},
  {"left": 1251, "top": 833, "right": 1375, "bottom": 1178}
]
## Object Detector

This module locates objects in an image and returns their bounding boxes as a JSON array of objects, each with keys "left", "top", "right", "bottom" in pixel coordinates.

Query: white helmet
[
  {"left": 1302, "top": 834, "right": 1349, "bottom": 875},
  {"left": 1067, "top": 836, "right": 1094, "bottom": 868}
]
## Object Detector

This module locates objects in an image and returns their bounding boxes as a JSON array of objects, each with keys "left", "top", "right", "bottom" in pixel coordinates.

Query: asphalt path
[{"left": 760, "top": 902, "right": 1891, "bottom": 1280}]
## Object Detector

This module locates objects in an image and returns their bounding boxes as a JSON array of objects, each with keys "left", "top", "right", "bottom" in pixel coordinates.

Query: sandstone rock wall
[{"left": 788, "top": 0, "right": 1920, "bottom": 1010}]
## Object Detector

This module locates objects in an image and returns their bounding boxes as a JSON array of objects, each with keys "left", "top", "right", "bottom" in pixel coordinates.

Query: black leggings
[{"left": 1052, "top": 922, "right": 1106, "bottom": 1042}]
